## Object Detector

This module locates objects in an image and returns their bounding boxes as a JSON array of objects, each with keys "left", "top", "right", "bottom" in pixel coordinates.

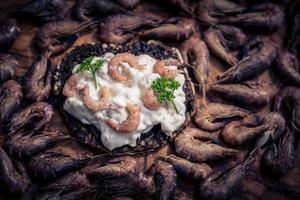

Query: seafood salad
[{"left": 62, "top": 52, "right": 186, "bottom": 150}]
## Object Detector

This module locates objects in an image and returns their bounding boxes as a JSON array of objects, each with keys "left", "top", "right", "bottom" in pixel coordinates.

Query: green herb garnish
[
  {"left": 76, "top": 57, "right": 104, "bottom": 89},
  {"left": 151, "top": 77, "right": 180, "bottom": 112}
]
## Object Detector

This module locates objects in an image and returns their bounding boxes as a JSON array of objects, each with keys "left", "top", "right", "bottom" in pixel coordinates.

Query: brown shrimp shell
[{"left": 53, "top": 41, "right": 195, "bottom": 154}]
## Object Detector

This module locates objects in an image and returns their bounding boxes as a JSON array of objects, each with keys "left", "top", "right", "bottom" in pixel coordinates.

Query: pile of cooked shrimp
[{"left": 0, "top": 0, "right": 300, "bottom": 199}]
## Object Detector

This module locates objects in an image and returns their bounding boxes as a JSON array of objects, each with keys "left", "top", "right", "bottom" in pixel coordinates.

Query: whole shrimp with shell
[
  {"left": 262, "top": 127, "right": 297, "bottom": 177},
  {"left": 5, "top": 102, "right": 54, "bottom": 135},
  {"left": 74, "top": 0, "right": 140, "bottom": 21},
  {"left": 164, "top": 155, "right": 212, "bottom": 181},
  {"left": 174, "top": 128, "right": 239, "bottom": 162},
  {"left": 196, "top": 0, "right": 246, "bottom": 26},
  {"left": 275, "top": 52, "right": 300, "bottom": 87},
  {"left": 204, "top": 25, "right": 245, "bottom": 66},
  {"left": 140, "top": 17, "right": 195, "bottom": 42},
  {"left": 0, "top": 19, "right": 20, "bottom": 52},
  {"left": 0, "top": 147, "right": 31, "bottom": 195},
  {"left": 98, "top": 14, "right": 160, "bottom": 44},
  {"left": 210, "top": 81, "right": 276, "bottom": 107},
  {"left": 92, "top": 172, "right": 156, "bottom": 199},
  {"left": 275, "top": 86, "right": 300, "bottom": 130},
  {"left": 35, "top": 20, "right": 98, "bottom": 57},
  {"left": 151, "top": 160, "right": 177, "bottom": 200},
  {"left": 23, "top": 52, "right": 53, "bottom": 102},
  {"left": 40, "top": 170, "right": 91, "bottom": 195},
  {"left": 198, "top": 153, "right": 256, "bottom": 200},
  {"left": 28, "top": 151, "right": 91, "bottom": 181},
  {"left": 86, "top": 156, "right": 137, "bottom": 180},
  {"left": 194, "top": 101, "right": 255, "bottom": 131},
  {"left": 88, "top": 157, "right": 177, "bottom": 199},
  {"left": 0, "top": 53, "right": 19, "bottom": 83},
  {"left": 162, "top": 0, "right": 196, "bottom": 16},
  {"left": 221, "top": 118, "right": 269, "bottom": 146},
  {"left": 220, "top": 3, "right": 284, "bottom": 32},
  {"left": 250, "top": 112, "right": 286, "bottom": 153},
  {"left": 10, "top": 0, "right": 68, "bottom": 24},
  {"left": 217, "top": 37, "right": 278, "bottom": 84},
  {"left": 181, "top": 35, "right": 209, "bottom": 98},
  {"left": 4, "top": 129, "right": 70, "bottom": 160},
  {"left": 0, "top": 80, "right": 23, "bottom": 125}
]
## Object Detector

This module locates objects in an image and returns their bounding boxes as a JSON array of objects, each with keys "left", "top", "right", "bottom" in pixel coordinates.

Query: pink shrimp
[
  {"left": 142, "top": 88, "right": 161, "bottom": 111},
  {"left": 154, "top": 58, "right": 179, "bottom": 78},
  {"left": 108, "top": 53, "right": 144, "bottom": 82},
  {"left": 62, "top": 74, "right": 80, "bottom": 98},
  {"left": 81, "top": 84, "right": 116, "bottom": 112},
  {"left": 105, "top": 104, "right": 141, "bottom": 134}
]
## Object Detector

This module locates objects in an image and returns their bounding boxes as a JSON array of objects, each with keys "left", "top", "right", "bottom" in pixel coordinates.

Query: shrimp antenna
[
  {"left": 272, "top": 79, "right": 287, "bottom": 112},
  {"left": 201, "top": 83, "right": 207, "bottom": 105},
  {"left": 183, "top": 63, "right": 208, "bottom": 102}
]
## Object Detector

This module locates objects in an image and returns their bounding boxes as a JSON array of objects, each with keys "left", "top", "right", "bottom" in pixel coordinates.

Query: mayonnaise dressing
[{"left": 63, "top": 53, "right": 186, "bottom": 150}]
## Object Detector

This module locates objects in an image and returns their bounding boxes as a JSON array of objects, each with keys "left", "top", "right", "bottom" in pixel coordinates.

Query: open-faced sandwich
[{"left": 54, "top": 41, "right": 195, "bottom": 153}]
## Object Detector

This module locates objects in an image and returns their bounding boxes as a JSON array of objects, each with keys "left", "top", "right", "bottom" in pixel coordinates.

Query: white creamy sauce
[{"left": 63, "top": 53, "right": 186, "bottom": 150}]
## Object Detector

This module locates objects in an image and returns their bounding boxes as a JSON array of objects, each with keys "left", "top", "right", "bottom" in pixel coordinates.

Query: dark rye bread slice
[{"left": 53, "top": 41, "right": 195, "bottom": 154}]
